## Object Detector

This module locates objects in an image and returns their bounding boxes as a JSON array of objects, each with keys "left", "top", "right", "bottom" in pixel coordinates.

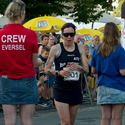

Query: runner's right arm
[{"left": 44, "top": 45, "right": 57, "bottom": 76}]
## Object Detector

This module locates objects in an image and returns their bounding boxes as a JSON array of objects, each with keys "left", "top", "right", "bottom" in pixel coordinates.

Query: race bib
[{"left": 64, "top": 71, "right": 80, "bottom": 81}]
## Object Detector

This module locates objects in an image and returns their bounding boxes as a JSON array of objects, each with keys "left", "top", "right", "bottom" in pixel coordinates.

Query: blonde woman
[
  {"left": 0, "top": 1, "right": 39, "bottom": 125},
  {"left": 91, "top": 22, "right": 125, "bottom": 125}
]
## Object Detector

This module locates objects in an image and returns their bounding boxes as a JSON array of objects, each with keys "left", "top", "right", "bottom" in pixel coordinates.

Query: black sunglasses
[{"left": 62, "top": 32, "right": 75, "bottom": 37}]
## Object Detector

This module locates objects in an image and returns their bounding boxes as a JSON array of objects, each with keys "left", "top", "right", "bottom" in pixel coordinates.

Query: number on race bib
[{"left": 64, "top": 71, "right": 80, "bottom": 81}]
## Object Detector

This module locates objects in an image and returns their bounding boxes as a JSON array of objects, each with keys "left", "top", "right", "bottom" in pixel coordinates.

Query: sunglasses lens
[{"left": 63, "top": 33, "right": 75, "bottom": 37}]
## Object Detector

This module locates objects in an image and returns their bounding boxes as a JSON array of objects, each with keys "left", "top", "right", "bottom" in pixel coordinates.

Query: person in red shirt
[{"left": 0, "top": 1, "right": 39, "bottom": 125}]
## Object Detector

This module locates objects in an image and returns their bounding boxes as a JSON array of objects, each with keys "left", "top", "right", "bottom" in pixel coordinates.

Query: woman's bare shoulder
[
  {"left": 78, "top": 44, "right": 85, "bottom": 54},
  {"left": 50, "top": 43, "right": 61, "bottom": 57}
]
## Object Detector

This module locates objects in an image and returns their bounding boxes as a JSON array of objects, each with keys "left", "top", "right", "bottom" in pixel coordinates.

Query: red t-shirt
[{"left": 0, "top": 24, "right": 38, "bottom": 79}]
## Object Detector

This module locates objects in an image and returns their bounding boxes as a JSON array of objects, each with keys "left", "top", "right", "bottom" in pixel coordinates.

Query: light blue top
[{"left": 91, "top": 45, "right": 125, "bottom": 91}]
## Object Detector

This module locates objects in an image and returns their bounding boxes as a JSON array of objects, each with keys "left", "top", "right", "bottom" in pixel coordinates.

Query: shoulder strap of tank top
[
  {"left": 75, "top": 43, "right": 80, "bottom": 54},
  {"left": 60, "top": 42, "right": 65, "bottom": 52}
]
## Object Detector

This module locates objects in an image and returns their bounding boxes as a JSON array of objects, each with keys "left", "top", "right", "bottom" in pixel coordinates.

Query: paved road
[
  {"left": 35, "top": 104, "right": 101, "bottom": 125},
  {"left": 0, "top": 104, "right": 125, "bottom": 125}
]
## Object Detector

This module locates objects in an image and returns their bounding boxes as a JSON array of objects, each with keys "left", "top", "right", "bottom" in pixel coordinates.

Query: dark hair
[
  {"left": 41, "top": 34, "right": 49, "bottom": 40},
  {"left": 41, "top": 46, "right": 50, "bottom": 53},
  {"left": 61, "top": 23, "right": 76, "bottom": 34},
  {"left": 99, "top": 22, "right": 120, "bottom": 57}
]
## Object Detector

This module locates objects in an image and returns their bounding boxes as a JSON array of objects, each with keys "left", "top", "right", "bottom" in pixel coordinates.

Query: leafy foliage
[
  {"left": 23, "top": 0, "right": 72, "bottom": 20},
  {"left": 0, "top": 0, "right": 115, "bottom": 23},
  {"left": 0, "top": 0, "right": 72, "bottom": 21},
  {"left": 0, "top": 0, "right": 11, "bottom": 15},
  {"left": 70, "top": 0, "right": 114, "bottom": 23}
]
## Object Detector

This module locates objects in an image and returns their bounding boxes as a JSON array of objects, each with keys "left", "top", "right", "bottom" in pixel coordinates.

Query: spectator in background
[
  {"left": 38, "top": 34, "right": 49, "bottom": 54},
  {"left": 47, "top": 35, "right": 56, "bottom": 48},
  {"left": 74, "top": 34, "right": 82, "bottom": 44},
  {"left": 83, "top": 44, "right": 91, "bottom": 63},
  {"left": 91, "top": 22, "right": 125, "bottom": 125},
  {"left": 88, "top": 35, "right": 100, "bottom": 82},
  {"left": 36, "top": 33, "right": 49, "bottom": 80},
  {"left": 47, "top": 35, "right": 57, "bottom": 106},
  {"left": 37, "top": 46, "right": 51, "bottom": 107},
  {"left": 83, "top": 44, "right": 96, "bottom": 100},
  {"left": 88, "top": 35, "right": 100, "bottom": 56},
  {"left": 0, "top": 1, "right": 39, "bottom": 125},
  {"left": 52, "top": 32, "right": 60, "bottom": 43}
]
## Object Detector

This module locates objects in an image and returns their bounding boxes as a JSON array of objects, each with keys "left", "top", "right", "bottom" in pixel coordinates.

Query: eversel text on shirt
[{"left": 1, "top": 34, "right": 26, "bottom": 50}]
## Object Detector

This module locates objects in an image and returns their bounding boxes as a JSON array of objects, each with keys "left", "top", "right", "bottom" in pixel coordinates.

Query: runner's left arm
[
  {"left": 67, "top": 45, "right": 89, "bottom": 73},
  {"left": 79, "top": 45, "right": 89, "bottom": 73}
]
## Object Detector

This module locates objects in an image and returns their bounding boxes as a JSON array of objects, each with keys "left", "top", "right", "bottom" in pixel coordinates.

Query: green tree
[
  {"left": 70, "top": 0, "right": 115, "bottom": 24},
  {"left": 24, "top": 0, "right": 72, "bottom": 21},
  {"left": 0, "top": 0, "right": 11, "bottom": 14},
  {"left": 0, "top": 0, "right": 72, "bottom": 21},
  {"left": 0, "top": 0, "right": 115, "bottom": 24}
]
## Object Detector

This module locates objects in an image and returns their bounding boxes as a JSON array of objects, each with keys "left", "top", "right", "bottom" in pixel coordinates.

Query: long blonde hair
[
  {"left": 5, "top": 0, "right": 26, "bottom": 21},
  {"left": 99, "top": 22, "right": 120, "bottom": 57}
]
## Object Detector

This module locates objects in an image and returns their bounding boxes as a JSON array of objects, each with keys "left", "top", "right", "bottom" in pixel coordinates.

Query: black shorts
[{"left": 53, "top": 87, "right": 83, "bottom": 105}]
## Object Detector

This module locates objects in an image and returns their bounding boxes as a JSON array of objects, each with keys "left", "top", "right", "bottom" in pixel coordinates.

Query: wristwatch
[{"left": 55, "top": 70, "right": 60, "bottom": 76}]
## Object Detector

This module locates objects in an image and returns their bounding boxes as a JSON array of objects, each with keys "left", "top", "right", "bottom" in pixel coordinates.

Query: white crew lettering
[
  {"left": 13, "top": 35, "right": 18, "bottom": 43},
  {"left": 1, "top": 35, "right": 26, "bottom": 43},
  {"left": 1, "top": 35, "right": 6, "bottom": 43},
  {"left": 7, "top": 35, "right": 13, "bottom": 42},
  {"left": 19, "top": 35, "right": 26, "bottom": 43}
]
